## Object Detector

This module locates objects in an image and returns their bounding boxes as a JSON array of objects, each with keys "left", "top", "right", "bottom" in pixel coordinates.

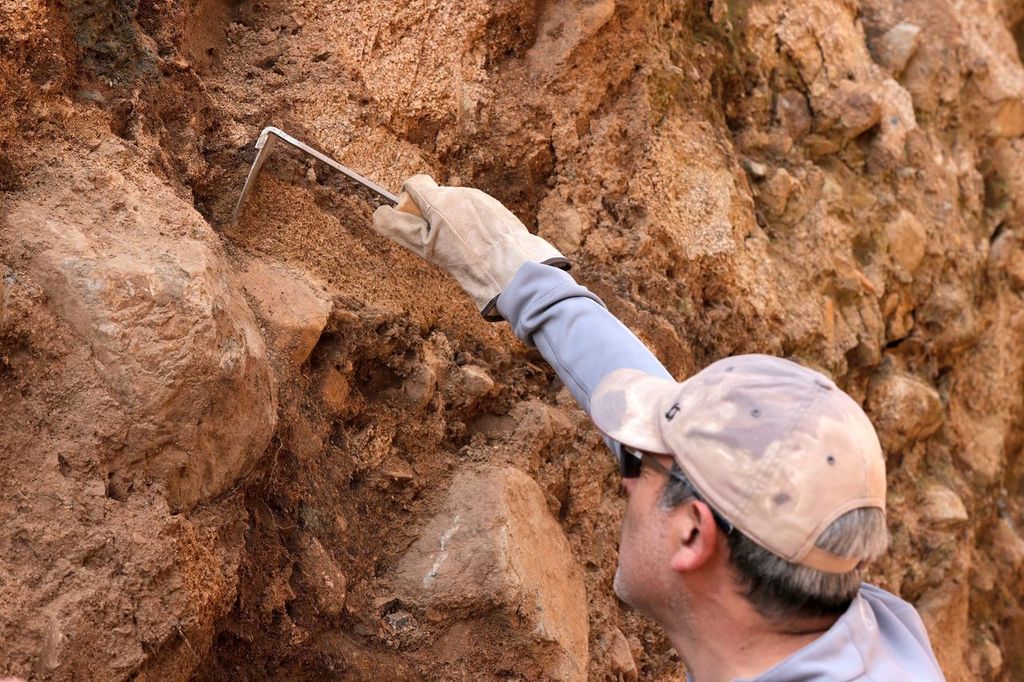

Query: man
[{"left": 373, "top": 176, "right": 945, "bottom": 681}]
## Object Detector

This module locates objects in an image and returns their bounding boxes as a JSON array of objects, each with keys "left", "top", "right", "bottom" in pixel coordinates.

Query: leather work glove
[{"left": 371, "top": 175, "right": 570, "bottom": 321}]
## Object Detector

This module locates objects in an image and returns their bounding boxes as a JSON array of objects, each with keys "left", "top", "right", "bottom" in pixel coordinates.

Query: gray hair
[{"left": 661, "top": 462, "right": 889, "bottom": 621}]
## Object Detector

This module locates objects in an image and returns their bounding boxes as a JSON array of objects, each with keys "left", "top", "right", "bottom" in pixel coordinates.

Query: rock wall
[{"left": 1, "top": 0, "right": 1023, "bottom": 679}]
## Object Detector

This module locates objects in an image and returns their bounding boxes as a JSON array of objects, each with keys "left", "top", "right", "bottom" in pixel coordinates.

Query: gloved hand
[{"left": 372, "top": 175, "right": 569, "bottom": 320}]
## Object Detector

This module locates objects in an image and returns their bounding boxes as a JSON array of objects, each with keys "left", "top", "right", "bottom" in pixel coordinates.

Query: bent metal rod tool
[{"left": 230, "top": 126, "right": 402, "bottom": 227}]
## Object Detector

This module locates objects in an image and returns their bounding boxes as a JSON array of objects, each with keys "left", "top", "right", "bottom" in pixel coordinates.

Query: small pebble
[{"left": 743, "top": 159, "right": 768, "bottom": 180}]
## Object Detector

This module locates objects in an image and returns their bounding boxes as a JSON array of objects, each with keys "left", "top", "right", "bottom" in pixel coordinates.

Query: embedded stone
[
  {"left": 871, "top": 23, "right": 922, "bottom": 75},
  {"left": 865, "top": 367, "right": 943, "bottom": 454},
  {"left": 951, "top": 419, "right": 1004, "bottom": 482},
  {"left": 759, "top": 168, "right": 798, "bottom": 218},
  {"left": 299, "top": 538, "right": 347, "bottom": 617},
  {"left": 402, "top": 363, "right": 438, "bottom": 410},
  {"left": 992, "top": 518, "right": 1024, "bottom": 570},
  {"left": 319, "top": 363, "right": 352, "bottom": 416},
  {"left": 742, "top": 159, "right": 768, "bottom": 180},
  {"left": 457, "top": 364, "right": 495, "bottom": 398},
  {"left": 399, "top": 343, "right": 446, "bottom": 411},
  {"left": 830, "top": 80, "right": 883, "bottom": 141},
  {"left": 383, "top": 609, "right": 416, "bottom": 634},
  {"left": 885, "top": 210, "right": 927, "bottom": 276},
  {"left": 394, "top": 466, "right": 588, "bottom": 681},
  {"left": 976, "top": 637, "right": 1004, "bottom": 678},
  {"left": 237, "top": 258, "right": 331, "bottom": 369},
  {"left": 992, "top": 99, "right": 1024, "bottom": 139},
  {"left": 528, "top": 0, "right": 615, "bottom": 71},
  {"left": 538, "top": 198, "right": 587, "bottom": 254},
  {"left": 776, "top": 89, "right": 812, "bottom": 139},
  {"left": 916, "top": 283, "right": 979, "bottom": 352},
  {"left": 607, "top": 627, "right": 638, "bottom": 681},
  {"left": 989, "top": 228, "right": 1024, "bottom": 290},
  {"left": 921, "top": 483, "right": 968, "bottom": 527},
  {"left": 868, "top": 79, "right": 917, "bottom": 172},
  {"left": 383, "top": 455, "right": 416, "bottom": 482}
]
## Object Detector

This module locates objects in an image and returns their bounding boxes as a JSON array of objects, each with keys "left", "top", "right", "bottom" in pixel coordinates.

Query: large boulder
[{"left": 2, "top": 141, "right": 276, "bottom": 510}]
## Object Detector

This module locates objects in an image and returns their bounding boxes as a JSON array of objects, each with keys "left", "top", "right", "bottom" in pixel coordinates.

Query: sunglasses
[{"left": 617, "top": 444, "right": 735, "bottom": 535}]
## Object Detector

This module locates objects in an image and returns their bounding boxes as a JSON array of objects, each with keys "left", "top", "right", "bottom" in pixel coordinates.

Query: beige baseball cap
[{"left": 590, "top": 354, "right": 886, "bottom": 574}]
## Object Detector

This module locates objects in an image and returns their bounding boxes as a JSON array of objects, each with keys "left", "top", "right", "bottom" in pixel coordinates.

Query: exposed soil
[{"left": 2, "top": 0, "right": 1024, "bottom": 680}]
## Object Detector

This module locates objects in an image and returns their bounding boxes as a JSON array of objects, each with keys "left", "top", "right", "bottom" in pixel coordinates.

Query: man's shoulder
[
  {"left": 858, "top": 581, "right": 911, "bottom": 606},
  {"left": 751, "top": 583, "right": 945, "bottom": 681},
  {"left": 848, "top": 582, "right": 945, "bottom": 681},
  {"left": 856, "top": 582, "right": 931, "bottom": 641}
]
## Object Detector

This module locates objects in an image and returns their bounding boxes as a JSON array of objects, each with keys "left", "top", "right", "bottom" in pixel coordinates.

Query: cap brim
[{"left": 590, "top": 368, "right": 678, "bottom": 454}]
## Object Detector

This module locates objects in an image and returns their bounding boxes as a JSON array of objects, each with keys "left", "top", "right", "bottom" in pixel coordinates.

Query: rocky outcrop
[{"left": 2, "top": 0, "right": 1024, "bottom": 679}]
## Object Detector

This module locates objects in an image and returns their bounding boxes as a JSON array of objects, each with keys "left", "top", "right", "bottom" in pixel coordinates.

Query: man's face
[{"left": 613, "top": 453, "right": 689, "bottom": 619}]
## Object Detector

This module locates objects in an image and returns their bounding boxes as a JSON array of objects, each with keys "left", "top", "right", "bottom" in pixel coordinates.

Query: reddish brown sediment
[{"left": 1, "top": 0, "right": 1023, "bottom": 679}]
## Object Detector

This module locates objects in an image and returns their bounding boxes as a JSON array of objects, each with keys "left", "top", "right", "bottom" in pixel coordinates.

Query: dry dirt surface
[{"left": 2, "top": 0, "right": 1024, "bottom": 680}]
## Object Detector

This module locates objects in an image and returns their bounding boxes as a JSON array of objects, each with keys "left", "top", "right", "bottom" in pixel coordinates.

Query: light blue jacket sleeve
[{"left": 495, "top": 261, "right": 673, "bottom": 454}]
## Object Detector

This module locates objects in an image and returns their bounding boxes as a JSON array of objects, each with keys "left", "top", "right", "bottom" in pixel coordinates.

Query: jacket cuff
[{"left": 495, "top": 261, "right": 607, "bottom": 345}]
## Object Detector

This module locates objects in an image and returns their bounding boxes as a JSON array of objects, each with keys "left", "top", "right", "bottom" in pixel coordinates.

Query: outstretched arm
[
  {"left": 371, "top": 176, "right": 672, "bottom": 450},
  {"left": 496, "top": 261, "right": 672, "bottom": 413}
]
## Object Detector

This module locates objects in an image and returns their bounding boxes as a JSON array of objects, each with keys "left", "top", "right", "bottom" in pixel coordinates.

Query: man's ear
[{"left": 667, "top": 499, "right": 719, "bottom": 573}]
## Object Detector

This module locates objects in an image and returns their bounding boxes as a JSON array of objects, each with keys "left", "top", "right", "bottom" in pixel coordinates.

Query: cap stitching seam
[{"left": 859, "top": 416, "right": 871, "bottom": 503}]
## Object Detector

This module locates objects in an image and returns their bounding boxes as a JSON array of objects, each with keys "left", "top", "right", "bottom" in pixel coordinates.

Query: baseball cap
[{"left": 590, "top": 354, "right": 886, "bottom": 574}]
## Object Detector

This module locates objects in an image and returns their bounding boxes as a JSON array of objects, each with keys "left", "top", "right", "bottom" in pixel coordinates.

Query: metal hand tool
[{"left": 230, "top": 126, "right": 401, "bottom": 227}]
